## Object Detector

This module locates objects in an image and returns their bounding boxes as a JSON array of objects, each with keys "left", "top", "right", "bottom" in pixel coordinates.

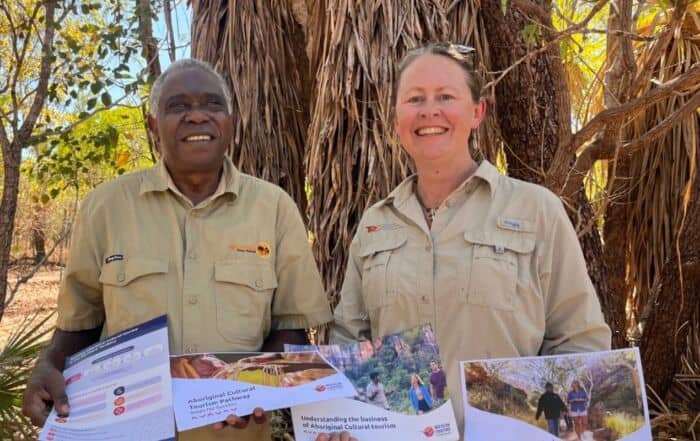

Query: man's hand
[
  {"left": 315, "top": 431, "right": 357, "bottom": 441},
  {"left": 22, "top": 359, "right": 70, "bottom": 427},
  {"left": 212, "top": 407, "right": 266, "bottom": 431},
  {"left": 21, "top": 327, "right": 101, "bottom": 427}
]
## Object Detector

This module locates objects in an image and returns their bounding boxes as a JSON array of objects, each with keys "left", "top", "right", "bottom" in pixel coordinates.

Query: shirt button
[
  {"left": 255, "top": 279, "right": 264, "bottom": 288},
  {"left": 188, "top": 296, "right": 198, "bottom": 305},
  {"left": 117, "top": 273, "right": 125, "bottom": 282}
]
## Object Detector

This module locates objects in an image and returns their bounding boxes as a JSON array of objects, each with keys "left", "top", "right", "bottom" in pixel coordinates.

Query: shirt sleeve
[
  {"left": 270, "top": 192, "right": 332, "bottom": 330},
  {"left": 330, "top": 230, "right": 372, "bottom": 345},
  {"left": 539, "top": 195, "right": 612, "bottom": 354},
  {"left": 56, "top": 193, "right": 105, "bottom": 331}
]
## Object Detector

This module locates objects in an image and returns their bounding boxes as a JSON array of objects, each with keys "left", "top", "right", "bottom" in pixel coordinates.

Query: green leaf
[
  {"left": 49, "top": 188, "right": 60, "bottom": 198},
  {"left": 90, "top": 82, "right": 103, "bottom": 94},
  {"left": 500, "top": 0, "right": 509, "bottom": 15},
  {"left": 101, "top": 92, "right": 112, "bottom": 106},
  {"left": 87, "top": 97, "right": 97, "bottom": 110},
  {"left": 40, "top": 194, "right": 50, "bottom": 204}
]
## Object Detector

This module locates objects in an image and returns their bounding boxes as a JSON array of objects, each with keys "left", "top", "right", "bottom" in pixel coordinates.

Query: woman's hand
[{"left": 315, "top": 431, "right": 358, "bottom": 441}]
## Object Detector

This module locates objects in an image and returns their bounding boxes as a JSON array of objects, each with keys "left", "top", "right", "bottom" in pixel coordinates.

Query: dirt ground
[{"left": 0, "top": 267, "right": 61, "bottom": 348}]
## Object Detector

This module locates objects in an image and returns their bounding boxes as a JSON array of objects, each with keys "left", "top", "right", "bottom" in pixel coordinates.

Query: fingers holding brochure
[
  {"left": 315, "top": 431, "right": 358, "bottom": 441},
  {"left": 212, "top": 407, "right": 267, "bottom": 431}
]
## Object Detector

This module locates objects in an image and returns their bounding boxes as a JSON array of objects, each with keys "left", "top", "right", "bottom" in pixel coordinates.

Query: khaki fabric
[
  {"left": 332, "top": 160, "right": 611, "bottom": 438},
  {"left": 57, "top": 156, "right": 332, "bottom": 440}
]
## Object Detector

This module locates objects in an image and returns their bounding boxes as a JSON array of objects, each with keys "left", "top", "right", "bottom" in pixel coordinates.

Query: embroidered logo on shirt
[
  {"left": 366, "top": 224, "right": 403, "bottom": 233},
  {"left": 498, "top": 217, "right": 531, "bottom": 232},
  {"left": 228, "top": 242, "right": 272, "bottom": 258},
  {"left": 105, "top": 254, "right": 124, "bottom": 264},
  {"left": 256, "top": 242, "right": 271, "bottom": 257}
]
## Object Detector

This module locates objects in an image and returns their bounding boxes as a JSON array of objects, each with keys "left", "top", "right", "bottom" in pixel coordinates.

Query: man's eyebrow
[{"left": 165, "top": 94, "right": 187, "bottom": 104}]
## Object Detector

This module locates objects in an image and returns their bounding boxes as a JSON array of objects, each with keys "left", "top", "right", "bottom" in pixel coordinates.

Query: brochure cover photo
[
  {"left": 170, "top": 351, "right": 355, "bottom": 431},
  {"left": 461, "top": 348, "right": 651, "bottom": 441},
  {"left": 289, "top": 324, "right": 459, "bottom": 441}
]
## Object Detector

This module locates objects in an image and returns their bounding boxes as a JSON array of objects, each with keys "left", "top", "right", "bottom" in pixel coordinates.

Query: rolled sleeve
[
  {"left": 539, "top": 198, "right": 611, "bottom": 354},
  {"left": 331, "top": 232, "right": 371, "bottom": 345},
  {"left": 56, "top": 194, "right": 105, "bottom": 332},
  {"left": 270, "top": 192, "right": 332, "bottom": 330}
]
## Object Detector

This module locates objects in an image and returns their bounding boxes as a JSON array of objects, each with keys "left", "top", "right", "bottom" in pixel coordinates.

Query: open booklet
[
  {"left": 287, "top": 324, "right": 460, "bottom": 441},
  {"left": 38, "top": 315, "right": 175, "bottom": 441},
  {"left": 460, "top": 348, "right": 652, "bottom": 441},
  {"left": 170, "top": 351, "right": 356, "bottom": 432}
]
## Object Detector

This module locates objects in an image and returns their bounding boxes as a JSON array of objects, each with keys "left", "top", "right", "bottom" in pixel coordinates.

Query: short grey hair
[{"left": 149, "top": 58, "right": 233, "bottom": 114}]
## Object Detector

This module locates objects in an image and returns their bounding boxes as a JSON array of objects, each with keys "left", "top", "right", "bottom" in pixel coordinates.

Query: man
[
  {"left": 21, "top": 59, "right": 334, "bottom": 441},
  {"left": 535, "top": 382, "right": 568, "bottom": 437},
  {"left": 366, "top": 372, "right": 391, "bottom": 410},
  {"left": 428, "top": 361, "right": 447, "bottom": 405}
]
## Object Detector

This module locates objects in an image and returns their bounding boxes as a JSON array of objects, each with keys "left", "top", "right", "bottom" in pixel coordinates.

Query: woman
[
  {"left": 567, "top": 380, "right": 589, "bottom": 440},
  {"left": 326, "top": 42, "right": 611, "bottom": 439},
  {"left": 409, "top": 374, "right": 433, "bottom": 414}
]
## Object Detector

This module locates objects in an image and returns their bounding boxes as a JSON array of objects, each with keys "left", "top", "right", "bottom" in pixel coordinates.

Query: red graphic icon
[
  {"left": 113, "top": 406, "right": 126, "bottom": 416},
  {"left": 315, "top": 385, "right": 326, "bottom": 392},
  {"left": 55, "top": 417, "right": 67, "bottom": 423},
  {"left": 422, "top": 426, "right": 435, "bottom": 437},
  {"left": 65, "top": 373, "right": 82, "bottom": 386},
  {"left": 114, "top": 396, "right": 126, "bottom": 406}
]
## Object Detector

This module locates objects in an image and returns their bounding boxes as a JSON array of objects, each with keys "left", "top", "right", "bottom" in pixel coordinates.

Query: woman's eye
[
  {"left": 438, "top": 94, "right": 454, "bottom": 101},
  {"left": 407, "top": 96, "right": 423, "bottom": 104}
]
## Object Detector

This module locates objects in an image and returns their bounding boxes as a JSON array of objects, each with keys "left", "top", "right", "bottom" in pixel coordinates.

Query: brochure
[
  {"left": 460, "top": 348, "right": 652, "bottom": 441},
  {"left": 39, "top": 315, "right": 174, "bottom": 441},
  {"left": 170, "top": 351, "right": 356, "bottom": 432},
  {"left": 288, "top": 324, "right": 460, "bottom": 441}
]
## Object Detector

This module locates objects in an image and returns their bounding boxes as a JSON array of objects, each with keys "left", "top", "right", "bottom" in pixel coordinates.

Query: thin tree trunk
[
  {"left": 32, "top": 226, "right": 46, "bottom": 264},
  {"left": 0, "top": 149, "right": 23, "bottom": 322}
]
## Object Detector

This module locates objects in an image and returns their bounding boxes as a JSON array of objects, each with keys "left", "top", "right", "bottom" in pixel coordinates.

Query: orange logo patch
[
  {"left": 256, "top": 242, "right": 271, "bottom": 257},
  {"left": 229, "top": 242, "right": 272, "bottom": 258}
]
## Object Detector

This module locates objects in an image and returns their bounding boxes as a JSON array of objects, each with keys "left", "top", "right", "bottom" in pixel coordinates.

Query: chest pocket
[
  {"left": 214, "top": 260, "right": 277, "bottom": 346},
  {"left": 359, "top": 233, "right": 407, "bottom": 309},
  {"left": 99, "top": 257, "right": 169, "bottom": 330},
  {"left": 462, "top": 231, "right": 535, "bottom": 311}
]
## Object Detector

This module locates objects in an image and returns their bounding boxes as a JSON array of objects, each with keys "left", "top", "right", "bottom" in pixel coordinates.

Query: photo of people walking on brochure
[
  {"left": 288, "top": 324, "right": 450, "bottom": 415},
  {"left": 462, "top": 349, "right": 650, "bottom": 441}
]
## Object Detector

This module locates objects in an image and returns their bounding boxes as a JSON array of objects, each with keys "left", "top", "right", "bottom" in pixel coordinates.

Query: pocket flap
[
  {"left": 359, "top": 233, "right": 407, "bottom": 257},
  {"left": 463, "top": 231, "right": 535, "bottom": 254},
  {"left": 214, "top": 261, "right": 278, "bottom": 291},
  {"left": 99, "top": 257, "right": 168, "bottom": 286}
]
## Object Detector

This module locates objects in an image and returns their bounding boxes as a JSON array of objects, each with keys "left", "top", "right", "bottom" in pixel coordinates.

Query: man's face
[
  {"left": 372, "top": 376, "right": 380, "bottom": 384},
  {"left": 148, "top": 67, "right": 233, "bottom": 175},
  {"left": 546, "top": 385, "right": 554, "bottom": 393},
  {"left": 431, "top": 362, "right": 439, "bottom": 372}
]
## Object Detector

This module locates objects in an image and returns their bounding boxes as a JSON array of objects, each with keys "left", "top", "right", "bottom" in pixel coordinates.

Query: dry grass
[{"left": 0, "top": 267, "right": 60, "bottom": 348}]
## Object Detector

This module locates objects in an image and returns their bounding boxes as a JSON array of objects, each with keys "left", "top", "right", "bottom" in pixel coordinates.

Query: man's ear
[{"left": 147, "top": 114, "right": 159, "bottom": 141}]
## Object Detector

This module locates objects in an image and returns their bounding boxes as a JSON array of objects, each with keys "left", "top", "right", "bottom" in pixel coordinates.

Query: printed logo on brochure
[
  {"left": 422, "top": 426, "right": 435, "bottom": 437},
  {"left": 315, "top": 381, "right": 344, "bottom": 392}
]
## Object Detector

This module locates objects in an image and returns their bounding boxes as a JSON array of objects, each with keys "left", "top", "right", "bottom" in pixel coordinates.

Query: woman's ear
[{"left": 471, "top": 99, "right": 487, "bottom": 129}]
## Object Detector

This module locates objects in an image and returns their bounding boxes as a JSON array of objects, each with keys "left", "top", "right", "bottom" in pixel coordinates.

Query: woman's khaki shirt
[{"left": 332, "top": 160, "right": 611, "bottom": 434}]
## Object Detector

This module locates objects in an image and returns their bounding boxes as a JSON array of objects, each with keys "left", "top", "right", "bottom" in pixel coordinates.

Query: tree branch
[
  {"left": 562, "top": 64, "right": 700, "bottom": 164},
  {"left": 511, "top": 0, "right": 552, "bottom": 27},
  {"left": 620, "top": 90, "right": 700, "bottom": 153},
  {"left": 15, "top": 0, "right": 57, "bottom": 149}
]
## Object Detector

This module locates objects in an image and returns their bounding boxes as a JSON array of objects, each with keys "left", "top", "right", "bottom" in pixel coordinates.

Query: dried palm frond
[
  {"left": 304, "top": 0, "right": 451, "bottom": 310},
  {"left": 190, "top": 0, "right": 309, "bottom": 211},
  {"left": 626, "top": 6, "right": 700, "bottom": 334}
]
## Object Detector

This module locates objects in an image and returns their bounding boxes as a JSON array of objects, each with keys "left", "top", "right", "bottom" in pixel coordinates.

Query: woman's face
[
  {"left": 394, "top": 53, "right": 485, "bottom": 168},
  {"left": 411, "top": 376, "right": 418, "bottom": 386}
]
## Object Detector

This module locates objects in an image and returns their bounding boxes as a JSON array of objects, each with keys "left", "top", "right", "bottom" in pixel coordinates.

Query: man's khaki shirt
[
  {"left": 57, "top": 157, "right": 332, "bottom": 440},
  {"left": 332, "top": 160, "right": 611, "bottom": 436}
]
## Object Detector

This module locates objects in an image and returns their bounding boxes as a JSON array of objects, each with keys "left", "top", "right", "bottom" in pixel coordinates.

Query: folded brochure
[
  {"left": 287, "top": 324, "right": 460, "bottom": 441},
  {"left": 460, "top": 348, "right": 652, "bottom": 441},
  {"left": 170, "top": 351, "right": 356, "bottom": 431},
  {"left": 39, "top": 315, "right": 175, "bottom": 441}
]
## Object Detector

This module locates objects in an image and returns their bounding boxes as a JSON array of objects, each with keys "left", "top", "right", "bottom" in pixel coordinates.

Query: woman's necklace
[{"left": 415, "top": 184, "right": 439, "bottom": 226}]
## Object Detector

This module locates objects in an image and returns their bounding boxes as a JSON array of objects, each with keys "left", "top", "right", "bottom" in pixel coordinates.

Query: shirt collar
[
  {"left": 383, "top": 159, "right": 500, "bottom": 208},
  {"left": 139, "top": 155, "right": 241, "bottom": 199}
]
